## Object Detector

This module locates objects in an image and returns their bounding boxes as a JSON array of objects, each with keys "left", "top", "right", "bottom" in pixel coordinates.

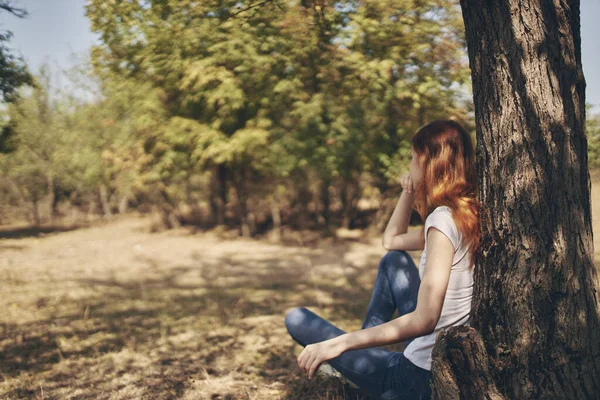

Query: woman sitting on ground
[{"left": 284, "top": 119, "right": 480, "bottom": 399}]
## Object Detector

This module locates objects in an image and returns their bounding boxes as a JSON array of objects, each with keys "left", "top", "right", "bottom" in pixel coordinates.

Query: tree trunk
[
  {"left": 296, "top": 175, "right": 312, "bottom": 229},
  {"left": 31, "top": 198, "right": 40, "bottom": 227},
  {"left": 232, "top": 170, "right": 251, "bottom": 238},
  {"left": 432, "top": 1, "right": 600, "bottom": 398},
  {"left": 99, "top": 184, "right": 112, "bottom": 217},
  {"left": 376, "top": 194, "right": 408, "bottom": 233},
  {"left": 319, "top": 177, "right": 331, "bottom": 226},
  {"left": 158, "top": 203, "right": 180, "bottom": 230},
  {"left": 118, "top": 194, "right": 129, "bottom": 214},
  {"left": 209, "top": 164, "right": 228, "bottom": 227},
  {"left": 271, "top": 201, "right": 282, "bottom": 242},
  {"left": 431, "top": 327, "right": 505, "bottom": 400},
  {"left": 48, "top": 175, "right": 58, "bottom": 224},
  {"left": 341, "top": 178, "right": 361, "bottom": 230}
]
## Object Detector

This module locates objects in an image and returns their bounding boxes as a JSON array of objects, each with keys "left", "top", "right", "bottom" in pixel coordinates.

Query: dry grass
[
  {"left": 1, "top": 173, "right": 600, "bottom": 399},
  {"left": 0, "top": 214, "right": 421, "bottom": 399}
]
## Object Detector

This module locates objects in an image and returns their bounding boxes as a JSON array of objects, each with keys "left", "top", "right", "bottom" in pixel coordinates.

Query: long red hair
[{"left": 411, "top": 120, "right": 480, "bottom": 270}]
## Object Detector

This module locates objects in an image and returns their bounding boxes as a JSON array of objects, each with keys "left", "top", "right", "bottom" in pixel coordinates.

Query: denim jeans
[{"left": 285, "top": 250, "right": 433, "bottom": 399}]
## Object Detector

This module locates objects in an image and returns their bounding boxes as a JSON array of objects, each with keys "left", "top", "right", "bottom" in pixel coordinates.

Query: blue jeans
[{"left": 285, "top": 250, "right": 433, "bottom": 399}]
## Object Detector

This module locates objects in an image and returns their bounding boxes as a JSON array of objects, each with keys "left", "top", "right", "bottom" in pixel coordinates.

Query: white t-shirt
[{"left": 403, "top": 205, "right": 474, "bottom": 371}]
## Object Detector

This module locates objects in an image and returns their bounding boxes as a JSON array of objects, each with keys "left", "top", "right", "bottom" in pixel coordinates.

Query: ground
[{"left": 1, "top": 176, "right": 599, "bottom": 399}]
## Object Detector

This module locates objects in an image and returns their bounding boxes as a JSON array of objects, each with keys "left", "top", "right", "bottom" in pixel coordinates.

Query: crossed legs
[{"left": 284, "top": 250, "right": 422, "bottom": 398}]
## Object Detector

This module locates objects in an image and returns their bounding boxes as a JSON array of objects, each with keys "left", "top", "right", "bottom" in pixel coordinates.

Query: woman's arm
[
  {"left": 336, "top": 226, "right": 455, "bottom": 352},
  {"left": 331, "top": 311, "right": 432, "bottom": 352},
  {"left": 382, "top": 190, "right": 416, "bottom": 248},
  {"left": 296, "top": 311, "right": 432, "bottom": 379},
  {"left": 297, "top": 227, "right": 455, "bottom": 379},
  {"left": 382, "top": 228, "right": 425, "bottom": 251}
]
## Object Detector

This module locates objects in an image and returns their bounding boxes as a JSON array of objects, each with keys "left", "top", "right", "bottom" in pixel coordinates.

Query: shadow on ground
[
  {"left": 0, "top": 223, "right": 88, "bottom": 240},
  {"left": 0, "top": 235, "right": 398, "bottom": 399}
]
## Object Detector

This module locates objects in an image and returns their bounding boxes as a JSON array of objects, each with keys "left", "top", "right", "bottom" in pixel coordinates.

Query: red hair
[{"left": 411, "top": 120, "right": 480, "bottom": 270}]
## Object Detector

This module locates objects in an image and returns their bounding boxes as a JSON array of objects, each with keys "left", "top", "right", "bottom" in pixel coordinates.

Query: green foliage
[
  {"left": 3, "top": 0, "right": 477, "bottom": 229},
  {"left": 0, "top": 31, "right": 33, "bottom": 103},
  {"left": 0, "top": 69, "right": 56, "bottom": 216},
  {"left": 0, "top": 3, "right": 34, "bottom": 153},
  {"left": 0, "top": 119, "right": 18, "bottom": 154}
]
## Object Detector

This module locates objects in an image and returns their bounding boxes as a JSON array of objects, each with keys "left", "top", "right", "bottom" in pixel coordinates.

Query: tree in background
[
  {"left": 0, "top": 0, "right": 33, "bottom": 153},
  {"left": 342, "top": 0, "right": 473, "bottom": 230},
  {"left": 0, "top": 67, "right": 63, "bottom": 225},
  {"left": 431, "top": 1, "right": 600, "bottom": 398},
  {"left": 84, "top": 0, "right": 472, "bottom": 235},
  {"left": 0, "top": 60, "right": 152, "bottom": 225}
]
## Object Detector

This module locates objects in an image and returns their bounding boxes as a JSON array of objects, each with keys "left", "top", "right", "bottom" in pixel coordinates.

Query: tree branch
[
  {"left": 230, "top": 0, "right": 273, "bottom": 18},
  {"left": 0, "top": 1, "right": 28, "bottom": 18}
]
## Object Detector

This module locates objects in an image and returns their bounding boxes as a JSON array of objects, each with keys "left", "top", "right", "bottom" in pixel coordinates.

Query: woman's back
[
  {"left": 403, "top": 205, "right": 474, "bottom": 370},
  {"left": 285, "top": 119, "right": 479, "bottom": 399}
]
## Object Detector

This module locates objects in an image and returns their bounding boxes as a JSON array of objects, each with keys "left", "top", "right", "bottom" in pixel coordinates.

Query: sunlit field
[
  {"left": 0, "top": 211, "right": 408, "bottom": 399},
  {"left": 1, "top": 172, "right": 600, "bottom": 399}
]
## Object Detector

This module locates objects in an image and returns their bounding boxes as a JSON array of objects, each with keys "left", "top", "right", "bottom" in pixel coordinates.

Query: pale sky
[{"left": 1, "top": 0, "right": 599, "bottom": 111}]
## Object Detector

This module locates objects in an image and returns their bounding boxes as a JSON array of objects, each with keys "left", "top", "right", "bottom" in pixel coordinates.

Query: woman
[{"left": 284, "top": 120, "right": 480, "bottom": 399}]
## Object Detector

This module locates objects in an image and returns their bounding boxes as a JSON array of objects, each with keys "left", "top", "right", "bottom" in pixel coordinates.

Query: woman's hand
[
  {"left": 400, "top": 173, "right": 415, "bottom": 194},
  {"left": 297, "top": 338, "right": 345, "bottom": 379}
]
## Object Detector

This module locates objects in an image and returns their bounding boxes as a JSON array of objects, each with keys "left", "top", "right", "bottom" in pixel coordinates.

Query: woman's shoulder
[
  {"left": 425, "top": 206, "right": 461, "bottom": 248},
  {"left": 428, "top": 205, "right": 452, "bottom": 219},
  {"left": 426, "top": 206, "right": 455, "bottom": 227}
]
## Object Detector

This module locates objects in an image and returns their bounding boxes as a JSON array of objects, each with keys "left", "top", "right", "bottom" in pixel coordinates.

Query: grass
[
  {"left": 3, "top": 170, "right": 600, "bottom": 399},
  {"left": 0, "top": 215, "right": 417, "bottom": 399}
]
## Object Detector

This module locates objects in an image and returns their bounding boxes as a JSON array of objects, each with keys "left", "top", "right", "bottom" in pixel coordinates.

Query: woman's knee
[
  {"left": 379, "top": 250, "right": 414, "bottom": 271},
  {"left": 285, "top": 307, "right": 309, "bottom": 335}
]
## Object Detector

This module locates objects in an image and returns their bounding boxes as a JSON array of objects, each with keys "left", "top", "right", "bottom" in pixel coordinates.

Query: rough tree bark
[{"left": 431, "top": 1, "right": 600, "bottom": 398}]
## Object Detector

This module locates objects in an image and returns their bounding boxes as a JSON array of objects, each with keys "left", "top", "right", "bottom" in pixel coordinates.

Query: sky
[{"left": 0, "top": 0, "right": 599, "bottom": 111}]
